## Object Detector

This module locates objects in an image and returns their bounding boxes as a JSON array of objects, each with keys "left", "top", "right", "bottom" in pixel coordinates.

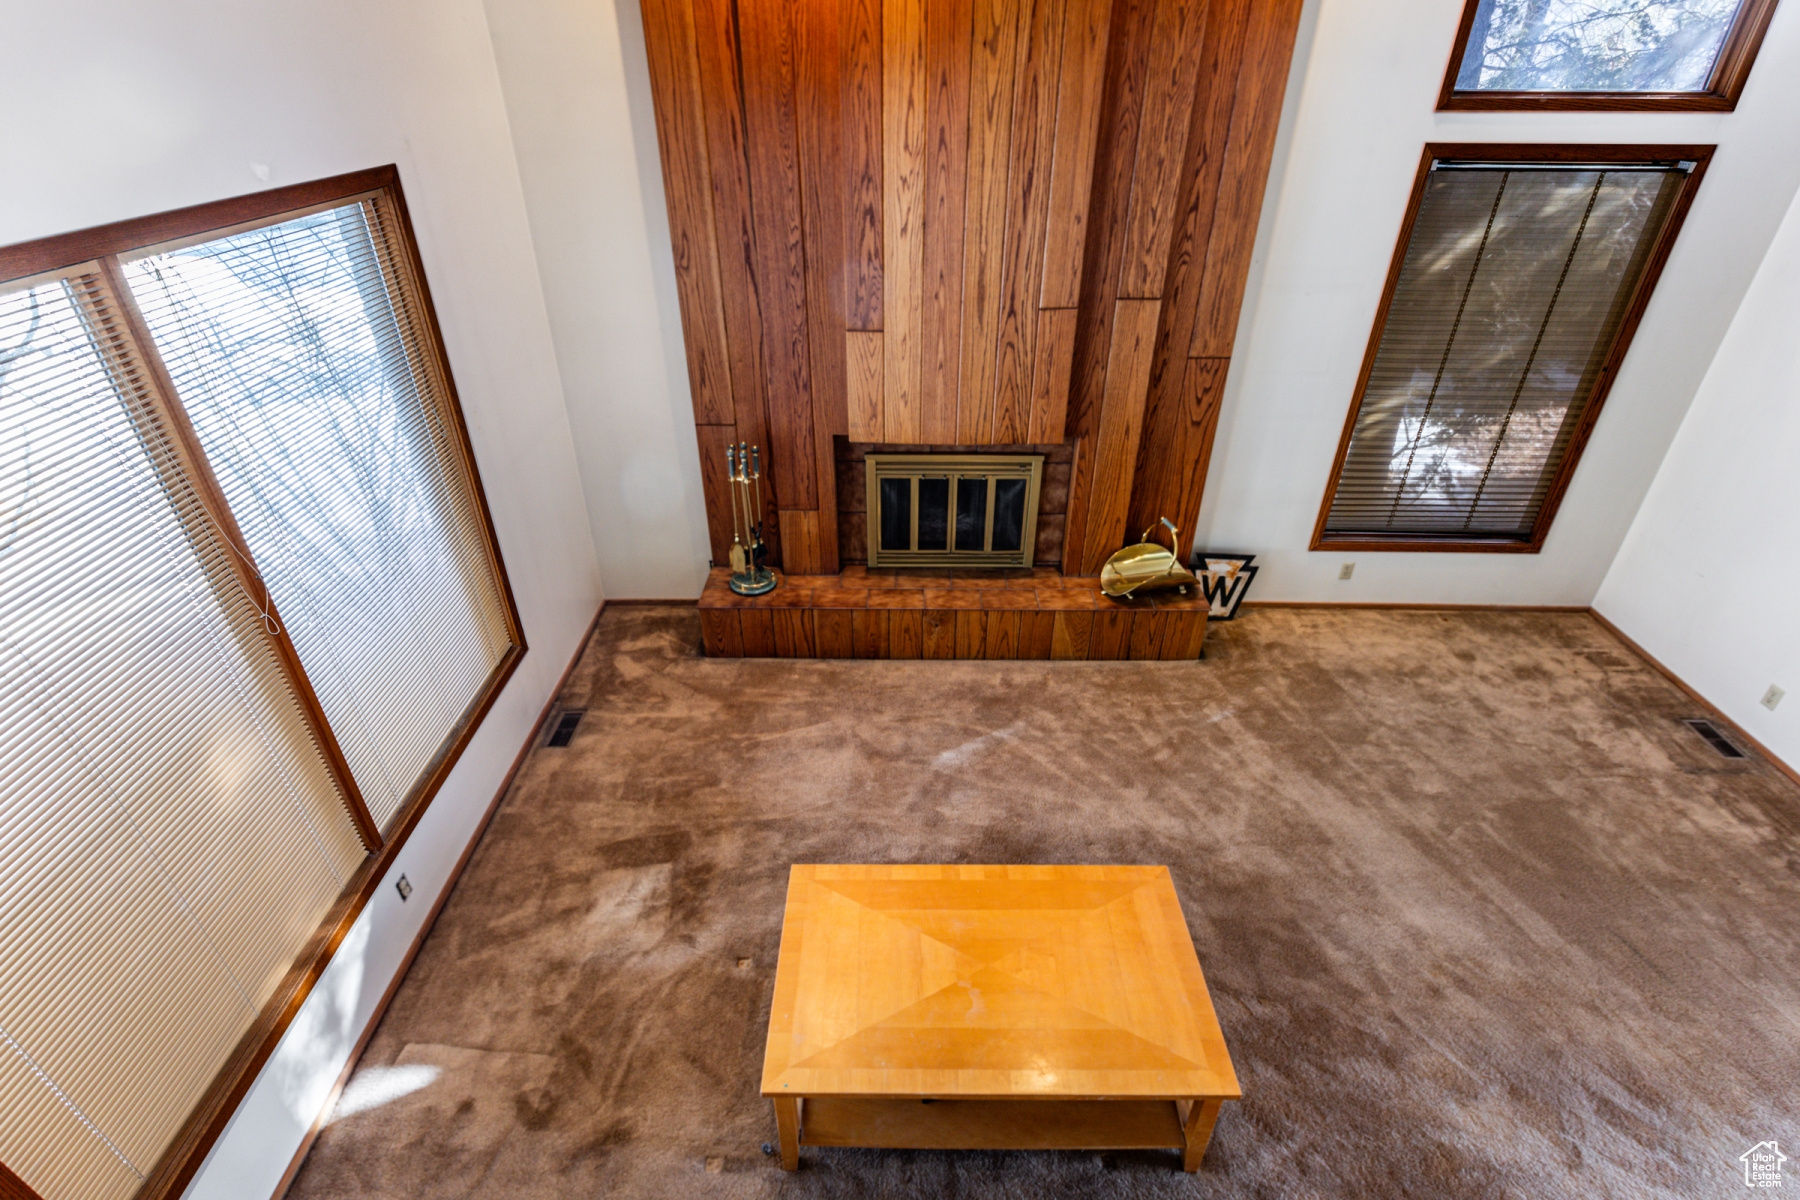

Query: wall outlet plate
[
  {"left": 1338, "top": 562, "right": 1355, "bottom": 580},
  {"left": 1762, "top": 685, "right": 1785, "bottom": 711},
  {"left": 396, "top": 874, "right": 413, "bottom": 901}
]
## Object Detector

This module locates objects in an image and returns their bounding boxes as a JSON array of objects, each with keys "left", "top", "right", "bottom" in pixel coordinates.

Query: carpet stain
[{"left": 288, "top": 607, "right": 1800, "bottom": 1199}]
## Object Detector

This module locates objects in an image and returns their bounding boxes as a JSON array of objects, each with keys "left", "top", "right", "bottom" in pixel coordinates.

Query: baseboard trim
[
  {"left": 1241, "top": 601, "right": 1592, "bottom": 612},
  {"left": 603, "top": 597, "right": 699, "bottom": 605},
  {"left": 269, "top": 599, "right": 607, "bottom": 1200},
  {"left": 1586, "top": 608, "right": 1799, "bottom": 793}
]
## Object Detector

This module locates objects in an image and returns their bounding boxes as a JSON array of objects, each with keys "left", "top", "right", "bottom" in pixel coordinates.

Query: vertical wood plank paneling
[
  {"left": 851, "top": 609, "right": 890, "bottom": 657},
  {"left": 815, "top": 610, "right": 856, "bottom": 657},
  {"left": 645, "top": 0, "right": 1301, "bottom": 585},
  {"left": 639, "top": 0, "right": 735, "bottom": 426},
  {"left": 740, "top": 0, "right": 819, "bottom": 510},
  {"left": 956, "top": 0, "right": 1026, "bottom": 441},
  {"left": 923, "top": 608, "right": 957, "bottom": 658},
  {"left": 691, "top": 0, "right": 771, "bottom": 473},
  {"left": 1061, "top": 0, "right": 1157, "bottom": 571},
  {"left": 883, "top": 0, "right": 928, "bottom": 442},
  {"left": 1065, "top": 0, "right": 1156, "bottom": 445},
  {"left": 1051, "top": 611, "right": 1093, "bottom": 658},
  {"left": 990, "top": 0, "right": 1065, "bottom": 445},
  {"left": 1027, "top": 307, "right": 1078, "bottom": 443},
  {"left": 919, "top": 0, "right": 973, "bottom": 442},
  {"left": 845, "top": 330, "right": 885, "bottom": 440},
  {"left": 1128, "top": 609, "right": 1170, "bottom": 659},
  {"left": 1018, "top": 611, "right": 1056, "bottom": 658},
  {"left": 1090, "top": 607, "right": 1135, "bottom": 658},
  {"left": 983, "top": 611, "right": 1021, "bottom": 658},
  {"left": 1134, "top": 0, "right": 1249, "bottom": 502},
  {"left": 1079, "top": 298, "right": 1161, "bottom": 572},
  {"left": 1190, "top": 0, "right": 1304, "bottom": 356},
  {"left": 1039, "top": 0, "right": 1113, "bottom": 309},
  {"left": 1177, "top": 609, "right": 1209, "bottom": 659},
  {"left": 740, "top": 609, "right": 779, "bottom": 656},
  {"left": 1162, "top": 610, "right": 1204, "bottom": 659},
  {"left": 796, "top": 0, "right": 847, "bottom": 573},
  {"left": 1129, "top": 355, "right": 1228, "bottom": 560},
  {"left": 700, "top": 608, "right": 744, "bottom": 656},
  {"left": 1118, "top": 0, "right": 1209, "bottom": 298},
  {"left": 695, "top": 422, "right": 741, "bottom": 565},
  {"left": 955, "top": 610, "right": 990, "bottom": 657},
  {"left": 773, "top": 609, "right": 817, "bottom": 657},
  {"left": 843, "top": 0, "right": 885, "bottom": 330},
  {"left": 779, "top": 508, "right": 824, "bottom": 576},
  {"left": 889, "top": 609, "right": 924, "bottom": 658}
]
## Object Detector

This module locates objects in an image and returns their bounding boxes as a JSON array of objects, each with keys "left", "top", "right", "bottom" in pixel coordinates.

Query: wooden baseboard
[
  {"left": 1586, "top": 608, "right": 1799, "bottom": 792},
  {"left": 270, "top": 600, "right": 607, "bottom": 1200}
]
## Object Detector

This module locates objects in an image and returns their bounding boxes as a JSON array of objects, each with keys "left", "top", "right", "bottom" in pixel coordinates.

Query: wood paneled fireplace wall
[{"left": 641, "top": 0, "right": 1302, "bottom": 578}]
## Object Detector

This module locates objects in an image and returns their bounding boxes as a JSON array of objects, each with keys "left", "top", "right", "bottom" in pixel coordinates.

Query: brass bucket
[{"left": 1101, "top": 517, "right": 1197, "bottom": 599}]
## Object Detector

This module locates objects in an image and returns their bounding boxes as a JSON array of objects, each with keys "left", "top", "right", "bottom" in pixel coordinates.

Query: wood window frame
[
  {"left": 0, "top": 166, "right": 527, "bottom": 1200},
  {"left": 1437, "top": 0, "right": 1782, "bottom": 112},
  {"left": 1310, "top": 143, "right": 1714, "bottom": 555}
]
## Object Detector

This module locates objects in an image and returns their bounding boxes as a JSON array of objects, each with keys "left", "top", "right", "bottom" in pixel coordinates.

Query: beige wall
[
  {"left": 1598, "top": 181, "right": 1800, "bottom": 772},
  {"left": 481, "top": 0, "right": 715, "bottom": 600}
]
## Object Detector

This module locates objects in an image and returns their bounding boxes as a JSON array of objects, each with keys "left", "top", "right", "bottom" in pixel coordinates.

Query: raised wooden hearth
[{"left": 698, "top": 567, "right": 1206, "bottom": 661}]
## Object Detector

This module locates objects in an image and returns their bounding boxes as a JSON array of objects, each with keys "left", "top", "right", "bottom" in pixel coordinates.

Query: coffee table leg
[
  {"left": 1182, "top": 1097, "right": 1224, "bottom": 1172},
  {"left": 772, "top": 1096, "right": 801, "bottom": 1170}
]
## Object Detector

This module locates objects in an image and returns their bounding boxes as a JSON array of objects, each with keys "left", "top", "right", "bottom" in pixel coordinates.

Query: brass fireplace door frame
[{"left": 865, "top": 453, "right": 1043, "bottom": 569}]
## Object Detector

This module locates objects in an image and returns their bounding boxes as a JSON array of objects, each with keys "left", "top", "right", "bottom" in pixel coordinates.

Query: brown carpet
[{"left": 288, "top": 607, "right": 1800, "bottom": 1199}]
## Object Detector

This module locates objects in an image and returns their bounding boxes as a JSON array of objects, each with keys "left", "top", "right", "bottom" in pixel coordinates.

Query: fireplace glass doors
[{"left": 865, "top": 454, "right": 1043, "bottom": 568}]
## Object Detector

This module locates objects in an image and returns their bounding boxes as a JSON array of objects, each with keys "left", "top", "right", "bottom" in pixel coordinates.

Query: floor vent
[
  {"left": 547, "top": 710, "right": 585, "bottom": 747},
  {"left": 1685, "top": 718, "right": 1746, "bottom": 759}
]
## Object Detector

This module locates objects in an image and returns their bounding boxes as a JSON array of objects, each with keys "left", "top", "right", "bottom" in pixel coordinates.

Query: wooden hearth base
[{"left": 698, "top": 567, "right": 1206, "bottom": 661}]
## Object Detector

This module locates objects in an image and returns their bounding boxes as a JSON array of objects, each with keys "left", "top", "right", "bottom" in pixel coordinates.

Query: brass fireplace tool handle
[{"left": 726, "top": 443, "right": 777, "bottom": 596}]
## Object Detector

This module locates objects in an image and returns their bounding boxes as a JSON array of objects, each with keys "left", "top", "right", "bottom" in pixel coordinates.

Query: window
[
  {"left": 1314, "top": 146, "right": 1709, "bottom": 552},
  {"left": 0, "top": 170, "right": 522, "bottom": 1200},
  {"left": 1440, "top": 0, "right": 1780, "bottom": 110}
]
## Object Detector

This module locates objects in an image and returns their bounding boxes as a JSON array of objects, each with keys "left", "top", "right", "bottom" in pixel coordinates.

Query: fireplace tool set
[{"left": 725, "top": 443, "right": 777, "bottom": 596}]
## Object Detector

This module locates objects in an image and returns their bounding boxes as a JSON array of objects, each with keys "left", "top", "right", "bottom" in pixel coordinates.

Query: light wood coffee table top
[{"left": 760, "top": 864, "right": 1239, "bottom": 1103}]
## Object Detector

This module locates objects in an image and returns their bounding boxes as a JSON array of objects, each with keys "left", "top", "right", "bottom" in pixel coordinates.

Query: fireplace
[
  {"left": 864, "top": 453, "right": 1042, "bottom": 568},
  {"left": 836, "top": 440, "right": 1074, "bottom": 570}
]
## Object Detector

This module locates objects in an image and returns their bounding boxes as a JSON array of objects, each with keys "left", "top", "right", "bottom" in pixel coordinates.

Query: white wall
[
  {"left": 1594, "top": 182, "right": 1800, "bottom": 771},
  {"left": 0, "top": 2, "right": 603, "bottom": 1197},
  {"left": 1194, "top": 0, "right": 1800, "bottom": 605},
  {"left": 481, "top": 0, "right": 715, "bottom": 600}
]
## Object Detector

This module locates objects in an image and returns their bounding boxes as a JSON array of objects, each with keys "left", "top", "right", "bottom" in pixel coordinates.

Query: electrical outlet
[
  {"left": 395, "top": 874, "right": 413, "bottom": 901},
  {"left": 1338, "top": 562, "right": 1355, "bottom": 581},
  {"left": 1762, "top": 685, "right": 1785, "bottom": 711}
]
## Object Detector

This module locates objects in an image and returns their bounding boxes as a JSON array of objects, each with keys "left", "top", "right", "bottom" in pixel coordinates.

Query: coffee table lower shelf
[{"left": 772, "top": 1096, "right": 1225, "bottom": 1172}]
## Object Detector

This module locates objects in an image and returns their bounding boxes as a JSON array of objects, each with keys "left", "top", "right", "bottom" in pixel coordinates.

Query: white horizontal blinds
[
  {"left": 1325, "top": 164, "right": 1684, "bottom": 540},
  {"left": 126, "top": 200, "right": 512, "bottom": 832},
  {"left": 0, "top": 273, "right": 365, "bottom": 1200}
]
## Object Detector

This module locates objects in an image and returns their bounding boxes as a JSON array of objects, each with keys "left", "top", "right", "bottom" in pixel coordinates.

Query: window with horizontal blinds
[
  {"left": 1319, "top": 159, "right": 1691, "bottom": 546},
  {"left": 0, "top": 270, "right": 366, "bottom": 1200},
  {"left": 123, "top": 197, "right": 514, "bottom": 831}
]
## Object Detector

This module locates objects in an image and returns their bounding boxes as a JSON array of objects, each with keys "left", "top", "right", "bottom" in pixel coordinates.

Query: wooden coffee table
[{"left": 760, "top": 865, "right": 1239, "bottom": 1172}]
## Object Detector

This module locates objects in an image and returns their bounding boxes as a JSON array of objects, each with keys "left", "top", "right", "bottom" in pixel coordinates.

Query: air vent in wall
[
  {"left": 1684, "top": 719, "right": 1746, "bottom": 759},
  {"left": 547, "top": 709, "right": 585, "bottom": 747}
]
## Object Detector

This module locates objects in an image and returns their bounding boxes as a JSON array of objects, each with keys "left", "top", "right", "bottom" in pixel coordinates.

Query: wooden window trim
[
  {"left": 1310, "top": 143, "right": 1714, "bottom": 555},
  {"left": 1437, "top": 0, "right": 1781, "bottom": 112},
  {"left": 0, "top": 167, "right": 528, "bottom": 1200}
]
